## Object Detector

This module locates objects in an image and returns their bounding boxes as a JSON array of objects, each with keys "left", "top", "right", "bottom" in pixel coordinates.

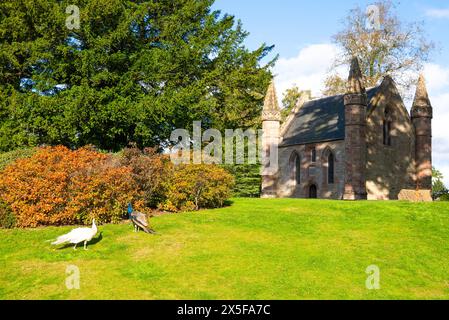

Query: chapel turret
[
  {"left": 343, "top": 57, "right": 368, "bottom": 200},
  {"left": 411, "top": 74, "right": 433, "bottom": 190}
]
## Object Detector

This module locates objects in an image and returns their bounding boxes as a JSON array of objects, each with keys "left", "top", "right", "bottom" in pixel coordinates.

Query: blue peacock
[{"left": 127, "top": 203, "right": 157, "bottom": 235}]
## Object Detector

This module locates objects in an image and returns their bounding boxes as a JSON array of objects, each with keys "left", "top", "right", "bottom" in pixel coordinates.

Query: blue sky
[
  {"left": 213, "top": 0, "right": 449, "bottom": 65},
  {"left": 214, "top": 0, "right": 449, "bottom": 185}
]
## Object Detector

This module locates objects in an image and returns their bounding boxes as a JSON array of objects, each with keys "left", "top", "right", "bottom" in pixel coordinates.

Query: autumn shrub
[
  {"left": 0, "top": 200, "right": 15, "bottom": 228},
  {"left": 162, "top": 164, "right": 235, "bottom": 211},
  {"left": 120, "top": 146, "right": 174, "bottom": 208},
  {"left": 0, "top": 146, "right": 139, "bottom": 227},
  {"left": 0, "top": 147, "right": 37, "bottom": 171}
]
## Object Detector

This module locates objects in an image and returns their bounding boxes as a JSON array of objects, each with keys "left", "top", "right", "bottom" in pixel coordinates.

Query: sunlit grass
[{"left": 1, "top": 198, "right": 449, "bottom": 300}]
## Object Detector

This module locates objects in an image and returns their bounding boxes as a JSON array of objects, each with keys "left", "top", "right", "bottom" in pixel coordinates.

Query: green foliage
[
  {"left": 0, "top": 147, "right": 37, "bottom": 171},
  {"left": 432, "top": 166, "right": 444, "bottom": 180},
  {"left": 0, "top": 0, "right": 275, "bottom": 152},
  {"left": 439, "top": 194, "right": 449, "bottom": 202},
  {"left": 0, "top": 200, "right": 15, "bottom": 229},
  {"left": 432, "top": 167, "right": 448, "bottom": 200},
  {"left": 223, "top": 164, "right": 261, "bottom": 197},
  {"left": 280, "top": 86, "right": 311, "bottom": 123}
]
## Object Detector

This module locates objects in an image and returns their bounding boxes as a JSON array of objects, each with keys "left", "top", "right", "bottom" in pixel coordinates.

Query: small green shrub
[
  {"left": 439, "top": 194, "right": 449, "bottom": 201},
  {"left": 0, "top": 200, "right": 15, "bottom": 229}
]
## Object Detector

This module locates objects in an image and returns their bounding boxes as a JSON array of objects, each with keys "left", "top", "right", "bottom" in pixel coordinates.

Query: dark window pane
[
  {"left": 295, "top": 155, "right": 301, "bottom": 184},
  {"left": 328, "top": 153, "right": 334, "bottom": 184}
]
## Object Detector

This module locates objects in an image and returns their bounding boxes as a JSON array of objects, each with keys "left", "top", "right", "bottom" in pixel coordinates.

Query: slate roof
[{"left": 280, "top": 86, "right": 380, "bottom": 147}]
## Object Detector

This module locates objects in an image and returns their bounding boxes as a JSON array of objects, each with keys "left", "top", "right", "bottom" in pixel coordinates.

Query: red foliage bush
[
  {"left": 0, "top": 146, "right": 139, "bottom": 227},
  {"left": 120, "top": 147, "right": 174, "bottom": 208},
  {"left": 0, "top": 146, "right": 237, "bottom": 227}
]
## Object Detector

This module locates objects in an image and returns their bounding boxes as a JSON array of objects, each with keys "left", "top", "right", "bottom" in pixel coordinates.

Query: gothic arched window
[
  {"left": 290, "top": 152, "right": 301, "bottom": 185},
  {"left": 383, "top": 108, "right": 392, "bottom": 146},
  {"left": 311, "top": 147, "right": 317, "bottom": 162},
  {"left": 295, "top": 154, "right": 301, "bottom": 185},
  {"left": 328, "top": 153, "right": 335, "bottom": 184}
]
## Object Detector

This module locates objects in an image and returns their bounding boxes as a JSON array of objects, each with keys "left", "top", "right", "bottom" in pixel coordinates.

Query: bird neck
[{"left": 92, "top": 221, "right": 97, "bottom": 233}]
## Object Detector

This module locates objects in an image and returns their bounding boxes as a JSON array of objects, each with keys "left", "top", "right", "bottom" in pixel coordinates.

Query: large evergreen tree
[{"left": 0, "top": 0, "right": 275, "bottom": 151}]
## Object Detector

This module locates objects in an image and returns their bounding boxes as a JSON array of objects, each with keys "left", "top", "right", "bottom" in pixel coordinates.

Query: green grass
[{"left": 1, "top": 198, "right": 449, "bottom": 300}]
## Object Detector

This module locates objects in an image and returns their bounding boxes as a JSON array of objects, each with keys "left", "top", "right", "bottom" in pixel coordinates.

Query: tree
[
  {"left": 432, "top": 167, "right": 444, "bottom": 180},
  {"left": 0, "top": 0, "right": 276, "bottom": 152},
  {"left": 280, "top": 85, "right": 311, "bottom": 123},
  {"left": 323, "top": 0, "right": 434, "bottom": 96},
  {"left": 223, "top": 163, "right": 261, "bottom": 198},
  {"left": 432, "top": 167, "right": 448, "bottom": 200}
]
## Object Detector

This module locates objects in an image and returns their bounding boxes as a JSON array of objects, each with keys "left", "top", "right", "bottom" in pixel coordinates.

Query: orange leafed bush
[
  {"left": 0, "top": 146, "right": 139, "bottom": 227},
  {"left": 162, "top": 164, "right": 235, "bottom": 211},
  {"left": 120, "top": 147, "right": 174, "bottom": 208}
]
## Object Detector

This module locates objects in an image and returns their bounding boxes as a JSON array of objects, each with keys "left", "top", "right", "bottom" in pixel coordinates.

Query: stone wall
[
  {"left": 365, "top": 82, "right": 416, "bottom": 200},
  {"left": 343, "top": 95, "right": 368, "bottom": 200},
  {"left": 261, "top": 120, "right": 280, "bottom": 198},
  {"left": 413, "top": 117, "right": 432, "bottom": 190},
  {"left": 276, "top": 140, "right": 345, "bottom": 199}
]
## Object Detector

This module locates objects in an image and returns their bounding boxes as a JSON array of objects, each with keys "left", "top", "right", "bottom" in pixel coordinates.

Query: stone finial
[
  {"left": 346, "top": 57, "right": 366, "bottom": 95},
  {"left": 412, "top": 74, "right": 432, "bottom": 109},
  {"left": 262, "top": 81, "right": 281, "bottom": 121}
]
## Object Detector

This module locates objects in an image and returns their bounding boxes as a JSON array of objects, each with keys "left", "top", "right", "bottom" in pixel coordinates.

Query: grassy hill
[{"left": 1, "top": 198, "right": 449, "bottom": 300}]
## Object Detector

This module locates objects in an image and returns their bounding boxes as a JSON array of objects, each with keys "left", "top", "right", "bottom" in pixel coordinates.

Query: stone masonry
[{"left": 261, "top": 57, "right": 433, "bottom": 200}]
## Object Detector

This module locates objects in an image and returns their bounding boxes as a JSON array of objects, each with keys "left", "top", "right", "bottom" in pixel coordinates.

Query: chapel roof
[{"left": 280, "top": 86, "right": 380, "bottom": 147}]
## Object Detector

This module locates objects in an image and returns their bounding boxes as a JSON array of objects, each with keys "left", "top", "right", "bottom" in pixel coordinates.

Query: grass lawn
[{"left": 1, "top": 198, "right": 449, "bottom": 300}]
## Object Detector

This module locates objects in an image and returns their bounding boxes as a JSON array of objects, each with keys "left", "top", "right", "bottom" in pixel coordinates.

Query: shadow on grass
[
  {"left": 55, "top": 232, "right": 103, "bottom": 250},
  {"left": 223, "top": 199, "right": 234, "bottom": 207}
]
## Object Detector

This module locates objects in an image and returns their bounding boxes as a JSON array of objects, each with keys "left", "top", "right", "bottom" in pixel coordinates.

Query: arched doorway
[{"left": 309, "top": 184, "right": 317, "bottom": 198}]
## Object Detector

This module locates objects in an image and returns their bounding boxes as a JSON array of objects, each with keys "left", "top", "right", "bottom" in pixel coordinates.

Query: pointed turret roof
[
  {"left": 263, "top": 81, "right": 280, "bottom": 111},
  {"left": 262, "top": 81, "right": 281, "bottom": 121},
  {"left": 412, "top": 74, "right": 432, "bottom": 108},
  {"left": 346, "top": 57, "right": 366, "bottom": 95}
]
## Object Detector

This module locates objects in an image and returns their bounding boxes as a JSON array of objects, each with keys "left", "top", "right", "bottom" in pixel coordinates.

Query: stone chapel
[{"left": 261, "top": 57, "right": 433, "bottom": 200}]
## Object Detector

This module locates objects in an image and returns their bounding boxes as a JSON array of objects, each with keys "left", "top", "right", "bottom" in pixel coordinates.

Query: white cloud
[
  {"left": 426, "top": 8, "right": 449, "bottom": 18},
  {"left": 272, "top": 46, "right": 449, "bottom": 187},
  {"left": 424, "top": 63, "right": 449, "bottom": 186},
  {"left": 273, "top": 43, "right": 344, "bottom": 103},
  {"left": 423, "top": 63, "right": 449, "bottom": 93}
]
